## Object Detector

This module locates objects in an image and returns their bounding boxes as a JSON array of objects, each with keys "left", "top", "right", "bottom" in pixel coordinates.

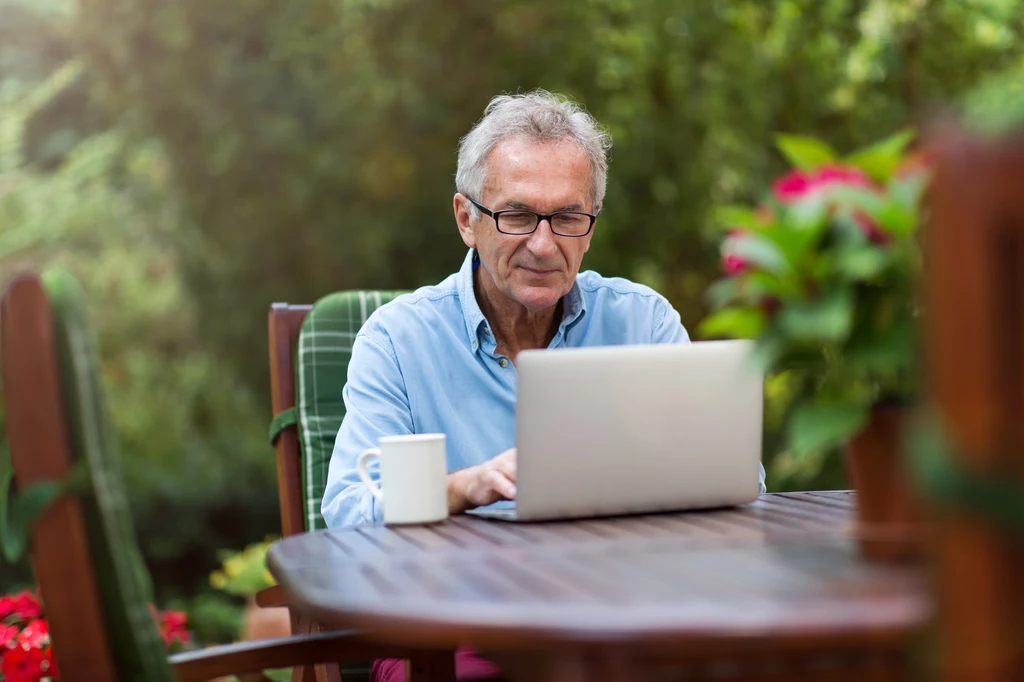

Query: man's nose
[{"left": 526, "top": 218, "right": 559, "bottom": 257}]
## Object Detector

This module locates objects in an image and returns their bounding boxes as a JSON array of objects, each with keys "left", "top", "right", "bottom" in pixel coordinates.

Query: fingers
[
  {"left": 492, "top": 448, "right": 517, "bottom": 482},
  {"left": 485, "top": 468, "right": 517, "bottom": 500},
  {"left": 464, "top": 467, "right": 516, "bottom": 508}
]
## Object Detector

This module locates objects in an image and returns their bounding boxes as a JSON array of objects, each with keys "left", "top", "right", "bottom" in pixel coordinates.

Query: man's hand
[{"left": 447, "top": 448, "right": 517, "bottom": 514}]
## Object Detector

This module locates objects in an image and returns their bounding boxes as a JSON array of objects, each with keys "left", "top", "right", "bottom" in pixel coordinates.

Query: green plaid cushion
[
  {"left": 297, "top": 290, "right": 406, "bottom": 531},
  {"left": 43, "top": 268, "right": 175, "bottom": 681}
]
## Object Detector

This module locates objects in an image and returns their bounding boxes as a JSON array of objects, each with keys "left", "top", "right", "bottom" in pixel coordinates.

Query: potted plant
[{"left": 700, "top": 130, "right": 932, "bottom": 559}]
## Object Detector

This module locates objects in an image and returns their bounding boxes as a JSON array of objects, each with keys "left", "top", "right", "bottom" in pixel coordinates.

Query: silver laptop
[{"left": 468, "top": 339, "right": 764, "bottom": 522}]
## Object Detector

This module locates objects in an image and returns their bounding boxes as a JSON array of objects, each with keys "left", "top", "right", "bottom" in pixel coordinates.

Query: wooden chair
[
  {"left": 918, "top": 127, "right": 1024, "bottom": 681},
  {"left": 0, "top": 270, "right": 451, "bottom": 682},
  {"left": 265, "top": 294, "right": 459, "bottom": 682}
]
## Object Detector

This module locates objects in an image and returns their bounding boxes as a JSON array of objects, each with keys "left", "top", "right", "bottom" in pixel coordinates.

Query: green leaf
[
  {"left": 713, "top": 205, "right": 762, "bottom": 231},
  {"left": 747, "top": 333, "right": 786, "bottom": 374},
  {"left": 874, "top": 202, "right": 915, "bottom": 236},
  {"left": 788, "top": 402, "right": 869, "bottom": 457},
  {"left": 833, "top": 246, "right": 891, "bottom": 280},
  {"left": 787, "top": 191, "right": 829, "bottom": 232},
  {"left": 698, "top": 307, "right": 767, "bottom": 339},
  {"left": 846, "top": 319, "right": 914, "bottom": 374},
  {"left": 963, "top": 70, "right": 1024, "bottom": 137},
  {"left": 845, "top": 129, "right": 915, "bottom": 182},
  {"left": 777, "top": 288, "right": 854, "bottom": 342},
  {"left": 775, "top": 134, "right": 837, "bottom": 170},
  {"left": 724, "top": 234, "right": 791, "bottom": 276},
  {"left": 889, "top": 172, "right": 930, "bottom": 214},
  {"left": 704, "top": 277, "right": 743, "bottom": 310}
]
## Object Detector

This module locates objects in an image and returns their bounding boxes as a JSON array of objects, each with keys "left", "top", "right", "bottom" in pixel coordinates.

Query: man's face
[{"left": 455, "top": 137, "right": 596, "bottom": 313}]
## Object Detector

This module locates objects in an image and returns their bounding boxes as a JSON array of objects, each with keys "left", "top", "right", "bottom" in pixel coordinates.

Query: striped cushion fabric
[
  {"left": 43, "top": 268, "right": 175, "bottom": 681},
  {"left": 297, "top": 291, "right": 406, "bottom": 531}
]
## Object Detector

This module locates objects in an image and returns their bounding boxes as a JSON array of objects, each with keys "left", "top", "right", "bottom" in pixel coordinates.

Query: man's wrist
[{"left": 446, "top": 468, "right": 473, "bottom": 514}]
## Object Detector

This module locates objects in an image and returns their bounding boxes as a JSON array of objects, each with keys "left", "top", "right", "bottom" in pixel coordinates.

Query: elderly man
[
  {"left": 322, "top": 89, "right": 765, "bottom": 681},
  {"left": 323, "top": 89, "right": 766, "bottom": 529}
]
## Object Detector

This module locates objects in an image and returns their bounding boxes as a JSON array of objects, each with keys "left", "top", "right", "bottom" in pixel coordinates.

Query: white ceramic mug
[{"left": 356, "top": 433, "right": 449, "bottom": 525}]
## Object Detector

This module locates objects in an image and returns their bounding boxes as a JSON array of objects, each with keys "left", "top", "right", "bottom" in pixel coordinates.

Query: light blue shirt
[{"left": 322, "top": 249, "right": 766, "bottom": 527}]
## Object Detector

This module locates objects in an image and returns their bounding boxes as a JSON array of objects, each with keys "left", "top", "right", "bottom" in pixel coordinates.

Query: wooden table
[{"left": 267, "top": 492, "right": 930, "bottom": 681}]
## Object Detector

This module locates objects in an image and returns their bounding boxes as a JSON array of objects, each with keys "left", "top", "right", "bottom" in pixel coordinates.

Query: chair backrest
[
  {"left": 924, "top": 129, "right": 1024, "bottom": 681},
  {"left": 269, "top": 291, "right": 406, "bottom": 533},
  {"left": 1, "top": 270, "right": 174, "bottom": 682},
  {"left": 267, "top": 303, "right": 312, "bottom": 538}
]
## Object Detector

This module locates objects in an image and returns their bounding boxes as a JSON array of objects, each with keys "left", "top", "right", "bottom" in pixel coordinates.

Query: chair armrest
[
  {"left": 170, "top": 630, "right": 452, "bottom": 682},
  {"left": 254, "top": 584, "right": 286, "bottom": 608}
]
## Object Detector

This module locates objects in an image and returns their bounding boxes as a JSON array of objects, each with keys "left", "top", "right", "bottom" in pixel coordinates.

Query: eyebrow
[{"left": 503, "top": 200, "right": 585, "bottom": 213}]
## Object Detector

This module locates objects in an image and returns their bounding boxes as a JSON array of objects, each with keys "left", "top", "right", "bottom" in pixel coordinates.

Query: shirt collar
[
  {"left": 457, "top": 249, "right": 488, "bottom": 350},
  {"left": 457, "top": 249, "right": 587, "bottom": 353}
]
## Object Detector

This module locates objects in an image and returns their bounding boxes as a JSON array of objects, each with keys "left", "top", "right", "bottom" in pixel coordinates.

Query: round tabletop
[{"left": 267, "top": 492, "right": 928, "bottom": 657}]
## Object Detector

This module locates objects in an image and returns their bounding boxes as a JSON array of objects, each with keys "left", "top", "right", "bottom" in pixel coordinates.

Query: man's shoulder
[
  {"left": 575, "top": 270, "right": 671, "bottom": 306},
  {"left": 359, "top": 273, "right": 462, "bottom": 341}
]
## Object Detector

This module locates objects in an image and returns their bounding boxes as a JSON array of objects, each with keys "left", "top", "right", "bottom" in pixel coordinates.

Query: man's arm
[
  {"left": 651, "top": 299, "right": 691, "bottom": 345},
  {"left": 322, "top": 333, "right": 413, "bottom": 527}
]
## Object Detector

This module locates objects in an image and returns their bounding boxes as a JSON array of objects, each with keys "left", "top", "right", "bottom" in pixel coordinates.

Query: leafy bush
[
  {"left": 701, "top": 131, "right": 931, "bottom": 460},
  {"left": 1, "top": 75, "right": 277, "bottom": 598}
]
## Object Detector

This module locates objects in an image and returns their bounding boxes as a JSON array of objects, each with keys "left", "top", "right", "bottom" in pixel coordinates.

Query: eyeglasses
[{"left": 467, "top": 198, "right": 598, "bottom": 237}]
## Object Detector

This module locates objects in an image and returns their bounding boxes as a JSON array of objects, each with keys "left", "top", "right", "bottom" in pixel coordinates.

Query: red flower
[
  {"left": 17, "top": 620, "right": 49, "bottom": 650},
  {"left": 0, "top": 624, "right": 19, "bottom": 647},
  {"left": 0, "top": 591, "right": 42, "bottom": 623},
  {"left": 772, "top": 164, "right": 875, "bottom": 204},
  {"left": 1, "top": 642, "right": 54, "bottom": 682},
  {"left": 721, "top": 253, "right": 748, "bottom": 276},
  {"left": 720, "top": 229, "right": 751, "bottom": 275},
  {"left": 159, "top": 610, "right": 191, "bottom": 647},
  {"left": 772, "top": 164, "right": 890, "bottom": 242},
  {"left": 149, "top": 605, "right": 191, "bottom": 648},
  {"left": 853, "top": 212, "right": 889, "bottom": 245}
]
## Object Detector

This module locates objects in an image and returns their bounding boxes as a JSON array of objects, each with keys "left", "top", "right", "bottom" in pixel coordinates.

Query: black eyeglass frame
[{"left": 467, "top": 198, "right": 599, "bottom": 237}]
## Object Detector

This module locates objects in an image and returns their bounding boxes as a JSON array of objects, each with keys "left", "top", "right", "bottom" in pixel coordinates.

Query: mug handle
[{"left": 356, "top": 447, "right": 384, "bottom": 502}]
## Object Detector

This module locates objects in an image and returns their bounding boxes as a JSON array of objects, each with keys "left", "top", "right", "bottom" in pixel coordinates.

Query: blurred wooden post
[{"left": 924, "top": 126, "right": 1024, "bottom": 681}]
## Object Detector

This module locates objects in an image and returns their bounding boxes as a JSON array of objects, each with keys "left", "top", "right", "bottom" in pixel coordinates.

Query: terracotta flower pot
[{"left": 845, "top": 403, "right": 927, "bottom": 561}]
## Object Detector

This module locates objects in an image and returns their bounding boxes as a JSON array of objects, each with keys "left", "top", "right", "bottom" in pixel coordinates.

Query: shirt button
[{"left": 498, "top": 358, "right": 509, "bottom": 368}]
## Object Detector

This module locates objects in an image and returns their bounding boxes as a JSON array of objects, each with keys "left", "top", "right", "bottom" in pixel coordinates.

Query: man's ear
[
  {"left": 583, "top": 202, "right": 600, "bottom": 254},
  {"left": 454, "top": 193, "right": 477, "bottom": 248}
]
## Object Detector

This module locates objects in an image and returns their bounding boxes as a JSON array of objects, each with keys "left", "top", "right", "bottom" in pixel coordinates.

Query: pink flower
[
  {"left": 720, "top": 229, "right": 751, "bottom": 275},
  {"left": 772, "top": 164, "right": 875, "bottom": 204},
  {"left": 721, "top": 253, "right": 749, "bottom": 275},
  {"left": 0, "top": 624, "right": 19, "bottom": 647},
  {"left": 0, "top": 591, "right": 42, "bottom": 624},
  {"left": 773, "top": 164, "right": 890, "bottom": 242}
]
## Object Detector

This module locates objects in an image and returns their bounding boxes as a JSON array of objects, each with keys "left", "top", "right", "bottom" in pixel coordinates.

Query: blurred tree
[
  {"left": 1, "top": 39, "right": 276, "bottom": 597},
  {"left": 4, "top": 1, "right": 1024, "bottom": 603},
  {"left": 76, "top": 0, "right": 1024, "bottom": 490}
]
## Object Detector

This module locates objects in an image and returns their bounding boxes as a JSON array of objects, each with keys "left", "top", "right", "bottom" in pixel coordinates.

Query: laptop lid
[{"left": 512, "top": 340, "right": 764, "bottom": 521}]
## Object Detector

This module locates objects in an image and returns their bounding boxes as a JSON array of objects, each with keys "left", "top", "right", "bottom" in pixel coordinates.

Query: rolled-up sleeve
[{"left": 321, "top": 331, "right": 414, "bottom": 528}]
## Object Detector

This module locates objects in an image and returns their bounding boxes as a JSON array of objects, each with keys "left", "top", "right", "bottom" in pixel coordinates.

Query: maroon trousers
[{"left": 371, "top": 646, "right": 501, "bottom": 681}]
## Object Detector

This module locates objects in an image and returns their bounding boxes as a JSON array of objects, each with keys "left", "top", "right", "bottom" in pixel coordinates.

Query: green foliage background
[{"left": 2, "top": 0, "right": 1024, "bottom": 636}]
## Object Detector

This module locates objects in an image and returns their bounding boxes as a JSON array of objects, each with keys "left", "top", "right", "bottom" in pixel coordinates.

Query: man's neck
[{"left": 474, "top": 268, "right": 562, "bottom": 363}]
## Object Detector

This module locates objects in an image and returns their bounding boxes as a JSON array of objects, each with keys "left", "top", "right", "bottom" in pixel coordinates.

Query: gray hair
[{"left": 455, "top": 89, "right": 612, "bottom": 216}]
